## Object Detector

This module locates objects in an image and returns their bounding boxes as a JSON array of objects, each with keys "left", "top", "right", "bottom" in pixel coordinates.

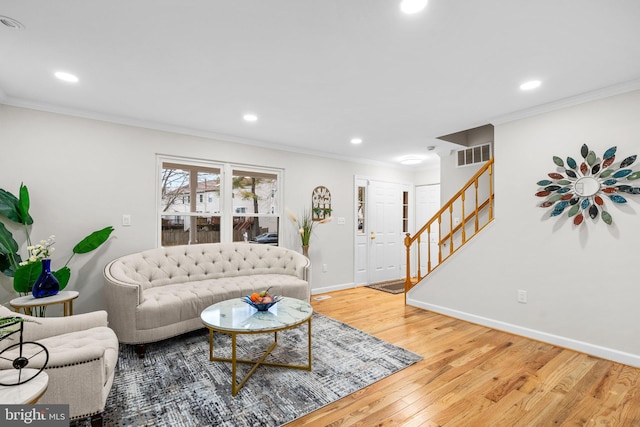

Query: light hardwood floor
[{"left": 286, "top": 287, "right": 640, "bottom": 426}]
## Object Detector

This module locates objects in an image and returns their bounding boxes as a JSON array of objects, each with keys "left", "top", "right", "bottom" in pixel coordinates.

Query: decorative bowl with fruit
[{"left": 242, "top": 288, "right": 282, "bottom": 311}]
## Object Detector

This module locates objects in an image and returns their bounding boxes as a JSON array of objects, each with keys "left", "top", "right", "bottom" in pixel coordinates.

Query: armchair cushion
[{"left": 0, "top": 305, "right": 119, "bottom": 420}]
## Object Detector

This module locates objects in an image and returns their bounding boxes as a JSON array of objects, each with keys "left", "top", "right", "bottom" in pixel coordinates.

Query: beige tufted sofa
[
  {"left": 0, "top": 305, "right": 118, "bottom": 425},
  {"left": 103, "top": 242, "right": 310, "bottom": 355}
]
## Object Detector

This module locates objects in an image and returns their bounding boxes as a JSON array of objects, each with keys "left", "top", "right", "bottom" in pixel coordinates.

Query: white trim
[
  {"left": 490, "top": 78, "right": 640, "bottom": 126},
  {"left": 0, "top": 97, "right": 419, "bottom": 169},
  {"left": 311, "top": 282, "right": 357, "bottom": 295},
  {"left": 405, "top": 297, "right": 640, "bottom": 368}
]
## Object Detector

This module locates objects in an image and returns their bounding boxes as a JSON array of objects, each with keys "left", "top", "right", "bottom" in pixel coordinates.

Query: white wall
[
  {"left": 0, "top": 105, "right": 415, "bottom": 313},
  {"left": 412, "top": 165, "right": 440, "bottom": 187},
  {"left": 408, "top": 89, "right": 640, "bottom": 366},
  {"left": 440, "top": 129, "right": 495, "bottom": 204}
]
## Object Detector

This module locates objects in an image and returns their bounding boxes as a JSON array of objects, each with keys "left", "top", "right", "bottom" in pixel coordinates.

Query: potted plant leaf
[{"left": 0, "top": 183, "right": 114, "bottom": 299}]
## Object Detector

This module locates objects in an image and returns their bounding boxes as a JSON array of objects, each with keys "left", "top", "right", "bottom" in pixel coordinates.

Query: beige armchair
[{"left": 0, "top": 305, "right": 118, "bottom": 426}]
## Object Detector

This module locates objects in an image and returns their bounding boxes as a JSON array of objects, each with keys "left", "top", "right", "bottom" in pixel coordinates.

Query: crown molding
[
  {"left": 490, "top": 78, "right": 640, "bottom": 126},
  {"left": 0, "top": 96, "right": 431, "bottom": 170}
]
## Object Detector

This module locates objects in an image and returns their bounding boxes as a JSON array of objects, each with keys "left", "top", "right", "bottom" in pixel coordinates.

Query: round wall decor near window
[{"left": 535, "top": 144, "right": 640, "bottom": 226}]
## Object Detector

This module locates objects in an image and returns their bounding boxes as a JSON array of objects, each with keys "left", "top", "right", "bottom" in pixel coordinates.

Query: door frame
[{"left": 353, "top": 175, "right": 414, "bottom": 286}]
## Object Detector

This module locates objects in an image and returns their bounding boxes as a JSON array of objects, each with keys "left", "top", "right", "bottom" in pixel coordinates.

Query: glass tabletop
[{"left": 201, "top": 297, "right": 313, "bottom": 333}]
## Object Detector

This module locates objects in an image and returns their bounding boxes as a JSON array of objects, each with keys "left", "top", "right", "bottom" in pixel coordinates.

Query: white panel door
[
  {"left": 354, "top": 179, "right": 368, "bottom": 285},
  {"left": 369, "top": 180, "right": 402, "bottom": 283},
  {"left": 416, "top": 184, "right": 441, "bottom": 273}
]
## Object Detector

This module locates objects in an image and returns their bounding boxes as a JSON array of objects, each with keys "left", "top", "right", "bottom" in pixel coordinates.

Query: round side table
[
  {"left": 10, "top": 291, "right": 79, "bottom": 316},
  {"left": 0, "top": 369, "right": 49, "bottom": 404}
]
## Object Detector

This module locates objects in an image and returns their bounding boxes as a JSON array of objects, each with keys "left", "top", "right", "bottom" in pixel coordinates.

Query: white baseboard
[
  {"left": 406, "top": 297, "right": 640, "bottom": 368},
  {"left": 311, "top": 282, "right": 356, "bottom": 295}
]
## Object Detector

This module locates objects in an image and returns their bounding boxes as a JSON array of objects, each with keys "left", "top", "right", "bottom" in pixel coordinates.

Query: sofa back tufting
[{"left": 108, "top": 243, "right": 308, "bottom": 290}]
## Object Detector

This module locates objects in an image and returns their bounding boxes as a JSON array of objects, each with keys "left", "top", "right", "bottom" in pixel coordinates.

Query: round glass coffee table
[{"left": 200, "top": 297, "right": 313, "bottom": 396}]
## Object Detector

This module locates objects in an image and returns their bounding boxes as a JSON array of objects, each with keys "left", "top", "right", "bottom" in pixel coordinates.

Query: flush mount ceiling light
[
  {"left": 399, "top": 156, "right": 424, "bottom": 165},
  {"left": 54, "top": 71, "right": 79, "bottom": 83},
  {"left": 350, "top": 138, "right": 363, "bottom": 145},
  {"left": 400, "top": 0, "right": 428, "bottom": 14},
  {"left": 243, "top": 113, "right": 258, "bottom": 122},
  {"left": 520, "top": 80, "right": 541, "bottom": 91},
  {"left": 0, "top": 15, "right": 25, "bottom": 30}
]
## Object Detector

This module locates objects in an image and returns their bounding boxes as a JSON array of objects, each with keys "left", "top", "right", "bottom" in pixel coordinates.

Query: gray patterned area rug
[{"left": 72, "top": 313, "right": 422, "bottom": 427}]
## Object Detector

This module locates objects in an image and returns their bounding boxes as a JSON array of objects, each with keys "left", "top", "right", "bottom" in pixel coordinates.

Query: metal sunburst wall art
[{"left": 535, "top": 144, "right": 640, "bottom": 227}]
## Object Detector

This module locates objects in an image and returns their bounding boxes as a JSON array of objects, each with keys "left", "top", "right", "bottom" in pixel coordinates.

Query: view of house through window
[
  {"left": 159, "top": 159, "right": 281, "bottom": 246},
  {"left": 231, "top": 169, "right": 279, "bottom": 244}
]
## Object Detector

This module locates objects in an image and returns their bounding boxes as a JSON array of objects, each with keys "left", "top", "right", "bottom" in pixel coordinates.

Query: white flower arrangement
[{"left": 19, "top": 235, "right": 55, "bottom": 266}]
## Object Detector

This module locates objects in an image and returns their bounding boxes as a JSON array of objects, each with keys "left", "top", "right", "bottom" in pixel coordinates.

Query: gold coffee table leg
[{"left": 206, "top": 317, "right": 313, "bottom": 396}]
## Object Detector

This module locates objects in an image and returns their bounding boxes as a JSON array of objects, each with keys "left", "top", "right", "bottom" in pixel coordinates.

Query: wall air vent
[
  {"left": 457, "top": 142, "right": 492, "bottom": 167},
  {"left": 0, "top": 16, "right": 25, "bottom": 30}
]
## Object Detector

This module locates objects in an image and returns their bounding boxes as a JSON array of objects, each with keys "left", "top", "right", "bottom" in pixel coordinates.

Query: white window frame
[{"left": 156, "top": 155, "right": 283, "bottom": 247}]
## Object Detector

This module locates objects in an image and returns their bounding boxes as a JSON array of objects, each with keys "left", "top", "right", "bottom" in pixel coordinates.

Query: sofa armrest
[
  {"left": 294, "top": 253, "right": 311, "bottom": 281},
  {"left": 104, "top": 260, "right": 145, "bottom": 343}
]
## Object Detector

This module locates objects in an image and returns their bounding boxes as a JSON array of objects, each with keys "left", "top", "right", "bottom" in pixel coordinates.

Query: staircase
[{"left": 404, "top": 158, "right": 495, "bottom": 293}]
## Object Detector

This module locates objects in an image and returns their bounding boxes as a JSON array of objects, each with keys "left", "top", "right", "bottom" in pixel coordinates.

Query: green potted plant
[
  {"left": 0, "top": 183, "right": 114, "bottom": 298},
  {"left": 286, "top": 207, "right": 331, "bottom": 257}
]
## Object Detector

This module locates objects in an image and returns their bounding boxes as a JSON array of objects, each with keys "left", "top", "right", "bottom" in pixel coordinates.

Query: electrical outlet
[
  {"left": 122, "top": 214, "right": 132, "bottom": 226},
  {"left": 322, "top": 264, "right": 328, "bottom": 273},
  {"left": 517, "top": 289, "right": 527, "bottom": 304}
]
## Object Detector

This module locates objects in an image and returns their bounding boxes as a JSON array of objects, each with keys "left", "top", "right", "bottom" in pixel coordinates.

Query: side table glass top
[{"left": 201, "top": 297, "right": 313, "bottom": 332}]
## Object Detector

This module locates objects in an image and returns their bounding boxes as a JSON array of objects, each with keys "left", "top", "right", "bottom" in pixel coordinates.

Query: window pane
[
  {"left": 161, "top": 167, "right": 191, "bottom": 213},
  {"left": 473, "top": 146, "right": 482, "bottom": 163},
  {"left": 234, "top": 216, "right": 279, "bottom": 244},
  {"left": 232, "top": 169, "right": 278, "bottom": 214},
  {"left": 357, "top": 186, "right": 365, "bottom": 234},
  {"left": 196, "top": 170, "right": 220, "bottom": 214},
  {"left": 465, "top": 148, "right": 473, "bottom": 164},
  {"left": 161, "top": 165, "right": 220, "bottom": 214},
  {"left": 402, "top": 191, "right": 409, "bottom": 233},
  {"left": 161, "top": 215, "right": 221, "bottom": 246},
  {"left": 482, "top": 144, "right": 491, "bottom": 161}
]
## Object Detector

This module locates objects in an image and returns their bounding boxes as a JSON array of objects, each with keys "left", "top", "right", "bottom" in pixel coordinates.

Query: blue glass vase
[{"left": 32, "top": 259, "right": 60, "bottom": 298}]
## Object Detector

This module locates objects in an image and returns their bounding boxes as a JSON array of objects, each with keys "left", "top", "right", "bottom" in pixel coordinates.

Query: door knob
[{"left": 370, "top": 231, "right": 375, "bottom": 240}]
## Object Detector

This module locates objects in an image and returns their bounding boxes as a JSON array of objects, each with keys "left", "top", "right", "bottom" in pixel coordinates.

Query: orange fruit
[{"left": 250, "top": 293, "right": 260, "bottom": 302}]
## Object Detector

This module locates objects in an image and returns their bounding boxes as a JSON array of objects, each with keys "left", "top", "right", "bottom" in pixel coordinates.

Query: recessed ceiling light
[
  {"left": 0, "top": 16, "right": 25, "bottom": 30},
  {"left": 243, "top": 113, "right": 258, "bottom": 122},
  {"left": 400, "top": 0, "right": 428, "bottom": 14},
  {"left": 54, "top": 71, "right": 79, "bottom": 83},
  {"left": 520, "top": 80, "right": 541, "bottom": 91},
  {"left": 350, "top": 138, "right": 363, "bottom": 145},
  {"left": 399, "top": 156, "right": 424, "bottom": 165}
]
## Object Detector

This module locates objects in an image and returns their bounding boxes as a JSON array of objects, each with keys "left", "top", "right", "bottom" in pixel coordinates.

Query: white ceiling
[{"left": 1, "top": 1, "right": 639, "bottom": 168}]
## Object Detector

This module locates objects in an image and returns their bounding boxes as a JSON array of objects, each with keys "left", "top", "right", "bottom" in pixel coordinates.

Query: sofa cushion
[{"left": 135, "top": 274, "right": 308, "bottom": 330}]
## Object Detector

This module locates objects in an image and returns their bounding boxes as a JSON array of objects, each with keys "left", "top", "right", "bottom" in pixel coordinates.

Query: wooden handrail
[{"left": 404, "top": 158, "right": 494, "bottom": 294}]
